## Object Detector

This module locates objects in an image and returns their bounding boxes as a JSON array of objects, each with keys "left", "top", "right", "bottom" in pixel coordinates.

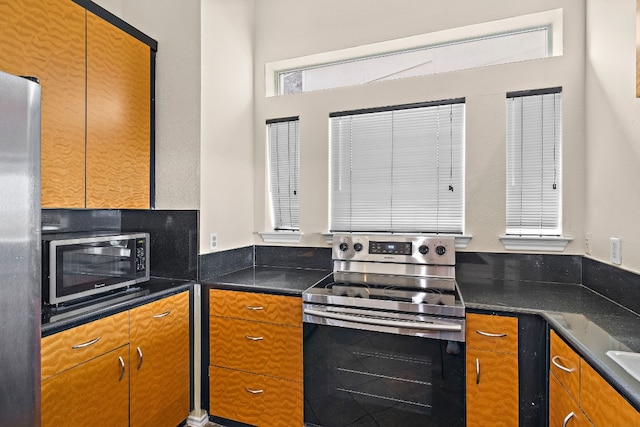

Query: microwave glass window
[{"left": 59, "top": 241, "right": 136, "bottom": 289}]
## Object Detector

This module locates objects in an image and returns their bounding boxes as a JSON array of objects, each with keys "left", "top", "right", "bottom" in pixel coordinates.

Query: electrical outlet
[
  {"left": 210, "top": 232, "right": 218, "bottom": 251},
  {"left": 584, "top": 235, "right": 591, "bottom": 255},
  {"left": 610, "top": 237, "right": 621, "bottom": 265}
]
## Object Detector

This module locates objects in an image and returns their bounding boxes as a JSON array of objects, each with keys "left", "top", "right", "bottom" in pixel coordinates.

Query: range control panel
[{"left": 333, "top": 234, "right": 455, "bottom": 266}]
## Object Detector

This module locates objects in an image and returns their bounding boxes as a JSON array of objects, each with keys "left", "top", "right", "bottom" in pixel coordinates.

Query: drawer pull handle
[
  {"left": 475, "top": 358, "right": 480, "bottom": 384},
  {"left": 136, "top": 347, "right": 143, "bottom": 370},
  {"left": 245, "top": 335, "right": 264, "bottom": 341},
  {"left": 244, "top": 305, "right": 264, "bottom": 311},
  {"left": 118, "top": 356, "right": 125, "bottom": 382},
  {"left": 476, "top": 330, "right": 507, "bottom": 338},
  {"left": 71, "top": 336, "right": 101, "bottom": 349},
  {"left": 153, "top": 310, "right": 171, "bottom": 318},
  {"left": 552, "top": 355, "right": 575, "bottom": 373},
  {"left": 562, "top": 411, "right": 575, "bottom": 427},
  {"left": 245, "top": 387, "right": 264, "bottom": 394}
]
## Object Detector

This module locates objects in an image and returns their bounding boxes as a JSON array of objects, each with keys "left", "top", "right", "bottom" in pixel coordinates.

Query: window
[
  {"left": 506, "top": 88, "right": 562, "bottom": 236},
  {"left": 267, "top": 9, "right": 563, "bottom": 97},
  {"left": 330, "top": 100, "right": 465, "bottom": 234},
  {"left": 267, "top": 117, "right": 300, "bottom": 231}
]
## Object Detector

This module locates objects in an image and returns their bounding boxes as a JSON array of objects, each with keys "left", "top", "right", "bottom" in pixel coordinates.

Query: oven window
[{"left": 304, "top": 324, "right": 465, "bottom": 427}]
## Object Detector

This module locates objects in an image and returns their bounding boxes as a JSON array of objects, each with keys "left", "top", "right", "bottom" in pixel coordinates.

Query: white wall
[
  {"left": 253, "top": 0, "right": 586, "bottom": 253},
  {"left": 91, "top": 0, "right": 202, "bottom": 210},
  {"left": 199, "top": 0, "right": 256, "bottom": 253},
  {"left": 585, "top": 0, "right": 640, "bottom": 273}
]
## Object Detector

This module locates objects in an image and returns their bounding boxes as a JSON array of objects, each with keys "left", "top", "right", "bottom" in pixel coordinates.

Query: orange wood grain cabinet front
[
  {"left": 129, "top": 291, "right": 191, "bottom": 427},
  {"left": 580, "top": 359, "right": 640, "bottom": 426},
  {"left": 41, "top": 310, "right": 129, "bottom": 380},
  {"left": 466, "top": 313, "right": 519, "bottom": 427},
  {"left": 209, "top": 365, "right": 303, "bottom": 427},
  {"left": 549, "top": 372, "right": 590, "bottom": 427},
  {"left": 0, "top": 0, "right": 86, "bottom": 208},
  {"left": 210, "top": 315, "right": 302, "bottom": 381},
  {"left": 549, "top": 330, "right": 580, "bottom": 402},
  {"left": 86, "top": 12, "right": 151, "bottom": 209},
  {"left": 209, "top": 288, "right": 302, "bottom": 326},
  {"left": 41, "top": 346, "right": 130, "bottom": 427}
]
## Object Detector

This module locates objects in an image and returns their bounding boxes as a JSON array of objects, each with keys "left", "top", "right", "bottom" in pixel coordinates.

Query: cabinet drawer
[
  {"left": 209, "top": 289, "right": 301, "bottom": 326},
  {"left": 41, "top": 310, "right": 129, "bottom": 379},
  {"left": 580, "top": 359, "right": 640, "bottom": 426},
  {"left": 210, "top": 316, "right": 302, "bottom": 381},
  {"left": 209, "top": 365, "right": 302, "bottom": 427},
  {"left": 466, "top": 313, "right": 518, "bottom": 354},
  {"left": 549, "top": 330, "right": 580, "bottom": 402},
  {"left": 549, "top": 373, "right": 589, "bottom": 427}
]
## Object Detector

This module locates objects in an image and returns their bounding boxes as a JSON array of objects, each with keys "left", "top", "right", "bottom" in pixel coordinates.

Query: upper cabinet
[
  {"left": 0, "top": 0, "right": 154, "bottom": 209},
  {"left": 86, "top": 12, "right": 151, "bottom": 208},
  {"left": 0, "top": 0, "right": 87, "bottom": 207}
]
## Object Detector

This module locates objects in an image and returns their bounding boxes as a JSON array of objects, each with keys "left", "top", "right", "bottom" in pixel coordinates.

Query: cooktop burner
[{"left": 328, "top": 283, "right": 456, "bottom": 306}]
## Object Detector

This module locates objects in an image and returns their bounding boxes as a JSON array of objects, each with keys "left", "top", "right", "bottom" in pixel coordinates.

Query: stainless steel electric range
[{"left": 302, "top": 234, "right": 466, "bottom": 427}]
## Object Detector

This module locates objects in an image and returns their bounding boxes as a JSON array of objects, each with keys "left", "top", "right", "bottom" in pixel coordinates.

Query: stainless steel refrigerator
[{"left": 0, "top": 70, "right": 41, "bottom": 426}]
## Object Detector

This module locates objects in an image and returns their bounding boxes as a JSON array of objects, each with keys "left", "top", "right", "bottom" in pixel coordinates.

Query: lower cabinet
[
  {"left": 549, "top": 372, "right": 590, "bottom": 427},
  {"left": 41, "top": 291, "right": 190, "bottom": 427},
  {"left": 208, "top": 288, "right": 303, "bottom": 427},
  {"left": 42, "top": 346, "right": 130, "bottom": 427},
  {"left": 466, "top": 313, "right": 520, "bottom": 427}
]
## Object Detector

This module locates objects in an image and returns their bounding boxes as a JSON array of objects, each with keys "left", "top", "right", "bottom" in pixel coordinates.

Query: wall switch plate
[
  {"left": 610, "top": 237, "right": 621, "bottom": 265},
  {"left": 210, "top": 232, "right": 218, "bottom": 251}
]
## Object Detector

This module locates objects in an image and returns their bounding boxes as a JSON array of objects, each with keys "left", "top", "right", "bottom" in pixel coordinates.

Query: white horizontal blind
[
  {"left": 506, "top": 90, "right": 562, "bottom": 236},
  {"left": 267, "top": 118, "right": 300, "bottom": 230},
  {"left": 330, "top": 101, "right": 465, "bottom": 233}
]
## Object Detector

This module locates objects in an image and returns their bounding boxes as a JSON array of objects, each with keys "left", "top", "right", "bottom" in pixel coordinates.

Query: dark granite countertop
[
  {"left": 204, "top": 266, "right": 332, "bottom": 296},
  {"left": 458, "top": 277, "right": 640, "bottom": 411},
  {"left": 42, "top": 277, "right": 193, "bottom": 337}
]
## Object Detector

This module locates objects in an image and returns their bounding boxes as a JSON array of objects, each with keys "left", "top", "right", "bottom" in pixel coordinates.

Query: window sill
[
  {"left": 322, "top": 233, "right": 472, "bottom": 249},
  {"left": 499, "top": 235, "right": 572, "bottom": 252},
  {"left": 259, "top": 230, "right": 303, "bottom": 244}
]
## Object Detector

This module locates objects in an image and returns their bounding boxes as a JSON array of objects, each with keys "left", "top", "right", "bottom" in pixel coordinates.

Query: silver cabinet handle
[
  {"left": 476, "top": 330, "right": 507, "bottom": 338},
  {"left": 476, "top": 358, "right": 480, "bottom": 384},
  {"left": 245, "top": 335, "right": 264, "bottom": 341},
  {"left": 552, "top": 355, "right": 575, "bottom": 373},
  {"left": 136, "top": 346, "right": 143, "bottom": 370},
  {"left": 245, "top": 387, "right": 264, "bottom": 394},
  {"left": 244, "top": 305, "right": 264, "bottom": 311},
  {"left": 71, "top": 336, "right": 101, "bottom": 349},
  {"left": 152, "top": 310, "right": 171, "bottom": 318},
  {"left": 118, "top": 356, "right": 125, "bottom": 382},
  {"left": 562, "top": 411, "right": 575, "bottom": 427}
]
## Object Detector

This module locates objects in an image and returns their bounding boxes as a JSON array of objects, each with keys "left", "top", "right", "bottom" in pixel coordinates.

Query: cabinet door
[
  {"left": 0, "top": 0, "right": 86, "bottom": 207},
  {"left": 130, "top": 292, "right": 190, "bottom": 427},
  {"left": 549, "top": 373, "right": 590, "bottom": 427},
  {"left": 41, "top": 346, "right": 129, "bottom": 427},
  {"left": 466, "top": 348, "right": 519, "bottom": 427},
  {"left": 86, "top": 11, "right": 150, "bottom": 208}
]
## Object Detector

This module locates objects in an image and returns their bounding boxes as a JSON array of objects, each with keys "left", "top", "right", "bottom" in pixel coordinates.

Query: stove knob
[
  {"left": 435, "top": 245, "right": 447, "bottom": 256},
  {"left": 418, "top": 245, "right": 429, "bottom": 255},
  {"left": 339, "top": 242, "right": 349, "bottom": 252},
  {"left": 354, "top": 243, "right": 364, "bottom": 252}
]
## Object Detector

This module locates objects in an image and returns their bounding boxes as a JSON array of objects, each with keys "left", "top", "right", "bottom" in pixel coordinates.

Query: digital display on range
[{"left": 369, "top": 241, "right": 412, "bottom": 255}]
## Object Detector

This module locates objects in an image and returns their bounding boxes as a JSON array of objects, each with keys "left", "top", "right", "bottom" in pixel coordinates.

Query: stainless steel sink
[{"left": 606, "top": 350, "right": 640, "bottom": 382}]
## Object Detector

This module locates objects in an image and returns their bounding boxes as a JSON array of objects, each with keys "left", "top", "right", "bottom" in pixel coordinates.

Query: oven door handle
[{"left": 303, "top": 308, "right": 462, "bottom": 332}]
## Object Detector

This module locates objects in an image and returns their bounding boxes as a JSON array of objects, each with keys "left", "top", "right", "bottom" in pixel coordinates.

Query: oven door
[{"left": 303, "top": 317, "right": 465, "bottom": 427}]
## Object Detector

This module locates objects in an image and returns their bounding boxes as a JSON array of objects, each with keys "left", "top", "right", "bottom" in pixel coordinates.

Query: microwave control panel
[{"left": 135, "top": 238, "right": 147, "bottom": 273}]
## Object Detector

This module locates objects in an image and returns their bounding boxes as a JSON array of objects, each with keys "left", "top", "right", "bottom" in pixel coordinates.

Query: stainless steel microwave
[{"left": 42, "top": 232, "right": 150, "bottom": 306}]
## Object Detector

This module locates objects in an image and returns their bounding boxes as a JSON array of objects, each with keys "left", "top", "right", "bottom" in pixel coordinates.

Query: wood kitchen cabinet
[
  {"left": 41, "top": 311, "right": 130, "bottom": 427},
  {"left": 209, "top": 289, "right": 303, "bottom": 426},
  {"left": 41, "top": 291, "right": 191, "bottom": 427},
  {"left": 130, "top": 291, "right": 191, "bottom": 427},
  {"left": 86, "top": 11, "right": 151, "bottom": 209},
  {"left": 0, "top": 0, "right": 86, "bottom": 208},
  {"left": 466, "top": 313, "right": 519, "bottom": 427},
  {"left": 550, "top": 330, "right": 640, "bottom": 426},
  {"left": 0, "top": 0, "right": 152, "bottom": 208}
]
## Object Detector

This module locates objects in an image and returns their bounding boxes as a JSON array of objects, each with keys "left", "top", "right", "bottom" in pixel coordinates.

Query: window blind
[
  {"left": 506, "top": 89, "right": 562, "bottom": 236},
  {"left": 267, "top": 117, "right": 300, "bottom": 230},
  {"left": 330, "top": 100, "right": 465, "bottom": 234}
]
